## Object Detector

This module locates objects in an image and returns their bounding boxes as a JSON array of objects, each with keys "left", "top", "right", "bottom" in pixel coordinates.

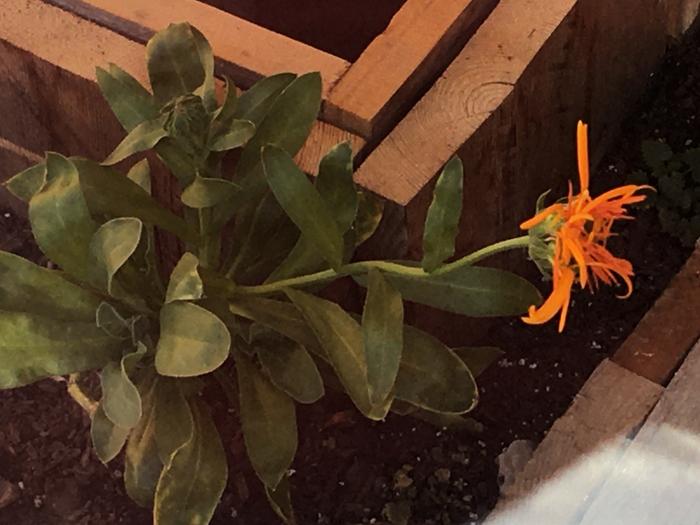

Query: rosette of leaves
[
  {"left": 0, "top": 23, "right": 540, "bottom": 525},
  {"left": 633, "top": 140, "right": 700, "bottom": 246}
]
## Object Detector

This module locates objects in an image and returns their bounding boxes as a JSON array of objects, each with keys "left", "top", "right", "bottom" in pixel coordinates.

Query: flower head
[{"left": 521, "top": 121, "right": 651, "bottom": 332}]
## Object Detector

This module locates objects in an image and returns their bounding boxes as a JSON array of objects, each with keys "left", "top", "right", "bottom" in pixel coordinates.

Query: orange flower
[{"left": 521, "top": 121, "right": 651, "bottom": 332}]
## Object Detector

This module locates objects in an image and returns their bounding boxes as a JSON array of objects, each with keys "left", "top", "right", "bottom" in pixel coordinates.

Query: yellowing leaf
[
  {"left": 154, "top": 401, "right": 227, "bottom": 525},
  {"left": 362, "top": 270, "right": 403, "bottom": 410},
  {"left": 155, "top": 302, "right": 231, "bottom": 377},
  {"left": 90, "top": 217, "right": 143, "bottom": 295},
  {"left": 236, "top": 351, "right": 297, "bottom": 489},
  {"left": 165, "top": 253, "right": 203, "bottom": 304}
]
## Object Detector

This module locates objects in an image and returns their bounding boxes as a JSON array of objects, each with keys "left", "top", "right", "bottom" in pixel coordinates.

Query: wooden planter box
[
  {"left": 484, "top": 243, "right": 700, "bottom": 524},
  {"left": 0, "top": 0, "right": 497, "bottom": 158},
  {"left": 0, "top": 0, "right": 698, "bottom": 310}
]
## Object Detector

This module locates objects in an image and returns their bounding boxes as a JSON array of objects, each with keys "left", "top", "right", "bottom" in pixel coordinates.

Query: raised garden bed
[
  {"left": 2, "top": 0, "right": 699, "bottom": 273},
  {"left": 1, "top": 18, "right": 700, "bottom": 524}
]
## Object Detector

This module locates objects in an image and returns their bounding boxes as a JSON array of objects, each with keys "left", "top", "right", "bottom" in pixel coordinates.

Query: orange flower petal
[
  {"left": 522, "top": 267, "right": 575, "bottom": 326},
  {"left": 577, "top": 121, "right": 590, "bottom": 193},
  {"left": 520, "top": 203, "right": 564, "bottom": 230}
]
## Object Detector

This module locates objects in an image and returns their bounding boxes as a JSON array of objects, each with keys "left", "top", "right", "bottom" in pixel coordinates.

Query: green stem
[{"left": 231, "top": 235, "right": 530, "bottom": 297}]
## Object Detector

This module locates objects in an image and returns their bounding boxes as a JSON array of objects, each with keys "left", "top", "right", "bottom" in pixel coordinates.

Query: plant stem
[
  {"left": 231, "top": 235, "right": 530, "bottom": 297},
  {"left": 64, "top": 374, "right": 98, "bottom": 416}
]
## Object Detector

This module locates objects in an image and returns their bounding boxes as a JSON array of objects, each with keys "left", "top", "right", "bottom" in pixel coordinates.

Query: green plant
[
  {"left": 1, "top": 24, "right": 542, "bottom": 524},
  {"left": 633, "top": 139, "right": 700, "bottom": 246}
]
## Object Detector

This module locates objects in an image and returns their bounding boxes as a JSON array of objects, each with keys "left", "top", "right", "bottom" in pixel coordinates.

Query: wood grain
[
  {"left": 0, "top": 0, "right": 363, "bottom": 179},
  {"left": 485, "top": 359, "right": 663, "bottom": 524},
  {"left": 354, "top": 0, "right": 694, "bottom": 268},
  {"left": 613, "top": 243, "right": 700, "bottom": 385},
  {"left": 44, "top": 0, "right": 351, "bottom": 97},
  {"left": 323, "top": 0, "right": 498, "bottom": 138},
  {"left": 579, "top": 340, "right": 700, "bottom": 525}
]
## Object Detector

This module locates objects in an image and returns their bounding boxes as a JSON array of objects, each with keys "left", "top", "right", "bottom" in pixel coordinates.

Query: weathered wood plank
[
  {"left": 323, "top": 0, "right": 497, "bottom": 139},
  {"left": 613, "top": 243, "right": 700, "bottom": 385},
  {"left": 44, "top": 0, "right": 351, "bottom": 97},
  {"left": 485, "top": 359, "right": 663, "bottom": 524},
  {"left": 0, "top": 0, "right": 363, "bottom": 180},
  {"left": 579, "top": 340, "right": 700, "bottom": 525},
  {"left": 354, "top": 0, "right": 698, "bottom": 267}
]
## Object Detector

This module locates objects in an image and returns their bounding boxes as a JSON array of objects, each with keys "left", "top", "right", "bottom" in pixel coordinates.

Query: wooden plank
[
  {"left": 295, "top": 121, "right": 367, "bottom": 176},
  {"left": 485, "top": 359, "right": 663, "bottom": 525},
  {"left": 323, "top": 0, "right": 498, "bottom": 139},
  {"left": 613, "top": 244, "right": 700, "bottom": 385},
  {"left": 44, "top": 0, "right": 351, "bottom": 97},
  {"left": 0, "top": 0, "right": 363, "bottom": 177},
  {"left": 579, "top": 340, "right": 700, "bottom": 525},
  {"left": 662, "top": 0, "right": 700, "bottom": 36},
  {"left": 354, "top": 0, "right": 696, "bottom": 264}
]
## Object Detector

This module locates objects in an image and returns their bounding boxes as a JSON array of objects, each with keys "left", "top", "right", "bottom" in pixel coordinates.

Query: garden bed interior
[{"left": 201, "top": 0, "right": 407, "bottom": 61}]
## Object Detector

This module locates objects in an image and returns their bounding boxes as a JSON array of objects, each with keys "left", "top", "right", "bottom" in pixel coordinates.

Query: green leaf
[
  {"left": 659, "top": 172, "right": 686, "bottom": 203},
  {"left": 165, "top": 253, "right": 203, "bottom": 304},
  {"left": 395, "top": 326, "right": 477, "bottom": 414},
  {"left": 209, "top": 119, "right": 256, "bottom": 151},
  {"left": 684, "top": 148, "right": 700, "bottom": 183},
  {"left": 236, "top": 350, "right": 297, "bottom": 489},
  {"left": 353, "top": 191, "right": 384, "bottom": 247},
  {"left": 96, "top": 302, "right": 130, "bottom": 339},
  {"left": 360, "top": 266, "right": 542, "bottom": 317},
  {"left": 0, "top": 251, "right": 101, "bottom": 321},
  {"left": 236, "top": 72, "right": 321, "bottom": 185},
  {"left": 154, "top": 400, "right": 227, "bottom": 525},
  {"left": 263, "top": 146, "right": 344, "bottom": 270},
  {"left": 101, "top": 346, "right": 146, "bottom": 429},
  {"left": 29, "top": 153, "right": 99, "bottom": 284},
  {"left": 286, "top": 290, "right": 375, "bottom": 418},
  {"left": 267, "top": 142, "right": 358, "bottom": 281},
  {"left": 3, "top": 162, "right": 46, "bottom": 202},
  {"left": 641, "top": 140, "right": 673, "bottom": 170},
  {"left": 181, "top": 175, "right": 241, "bottom": 208},
  {"left": 125, "top": 374, "right": 163, "bottom": 507},
  {"left": 222, "top": 191, "right": 299, "bottom": 283},
  {"left": 422, "top": 156, "right": 464, "bottom": 272},
  {"left": 127, "top": 159, "right": 152, "bottom": 193},
  {"left": 0, "top": 311, "right": 121, "bottom": 389},
  {"left": 96, "top": 64, "right": 158, "bottom": 132},
  {"left": 75, "top": 159, "right": 197, "bottom": 244},
  {"left": 155, "top": 302, "right": 231, "bottom": 377},
  {"left": 91, "top": 405, "right": 130, "bottom": 464},
  {"left": 362, "top": 270, "right": 403, "bottom": 409},
  {"left": 316, "top": 142, "right": 358, "bottom": 232},
  {"left": 254, "top": 329, "right": 324, "bottom": 404},
  {"left": 190, "top": 25, "right": 216, "bottom": 112},
  {"left": 146, "top": 23, "right": 206, "bottom": 105},
  {"left": 213, "top": 76, "right": 238, "bottom": 123},
  {"left": 103, "top": 118, "right": 167, "bottom": 165},
  {"left": 155, "top": 379, "right": 194, "bottom": 465},
  {"left": 228, "top": 297, "right": 322, "bottom": 355},
  {"left": 90, "top": 217, "right": 143, "bottom": 294},
  {"left": 265, "top": 475, "right": 297, "bottom": 525},
  {"left": 453, "top": 347, "right": 504, "bottom": 377},
  {"left": 234, "top": 73, "right": 297, "bottom": 127}
]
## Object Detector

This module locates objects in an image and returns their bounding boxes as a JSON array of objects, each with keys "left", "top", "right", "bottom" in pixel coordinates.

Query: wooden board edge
[
  {"left": 43, "top": 0, "right": 351, "bottom": 97},
  {"left": 612, "top": 242, "right": 700, "bottom": 385},
  {"left": 485, "top": 359, "right": 663, "bottom": 524},
  {"left": 0, "top": 0, "right": 362, "bottom": 185},
  {"left": 323, "top": 0, "right": 498, "bottom": 139},
  {"left": 352, "top": 0, "right": 577, "bottom": 205}
]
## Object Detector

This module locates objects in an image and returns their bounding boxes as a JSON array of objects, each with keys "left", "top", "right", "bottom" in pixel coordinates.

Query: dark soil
[
  {"left": 201, "top": 0, "right": 406, "bottom": 62},
  {"left": 1, "top": 25, "right": 698, "bottom": 525}
]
